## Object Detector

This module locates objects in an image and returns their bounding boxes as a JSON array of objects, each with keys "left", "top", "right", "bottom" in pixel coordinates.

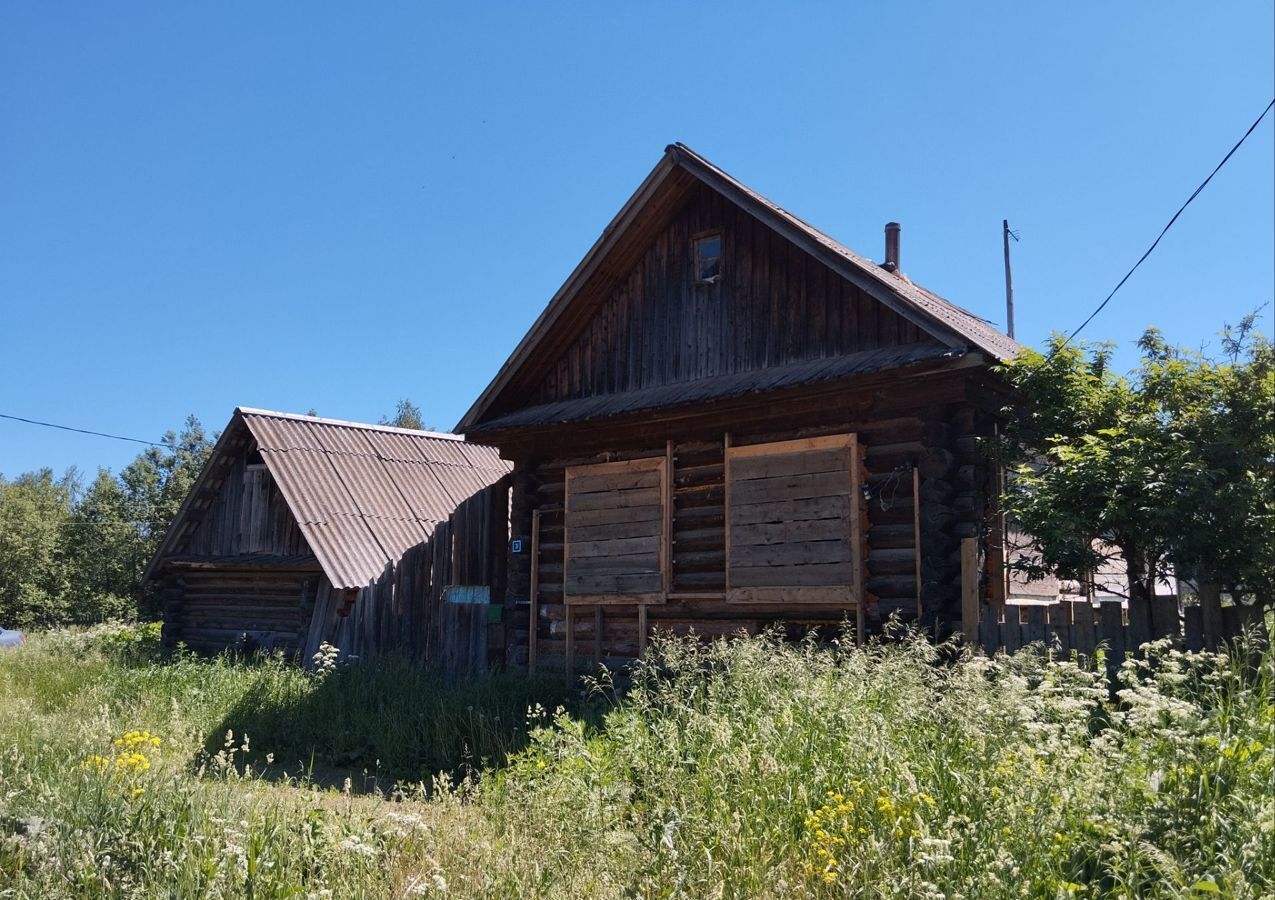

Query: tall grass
[{"left": 0, "top": 624, "right": 1270, "bottom": 898}]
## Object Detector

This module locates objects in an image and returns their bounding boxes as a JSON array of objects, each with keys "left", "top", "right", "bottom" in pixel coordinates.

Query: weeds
[{"left": 0, "top": 624, "right": 1270, "bottom": 898}]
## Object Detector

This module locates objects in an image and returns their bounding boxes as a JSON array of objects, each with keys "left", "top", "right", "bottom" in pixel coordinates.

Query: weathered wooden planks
[
  {"left": 729, "top": 495, "right": 849, "bottom": 526},
  {"left": 564, "top": 457, "right": 668, "bottom": 604},
  {"left": 523, "top": 181, "right": 924, "bottom": 409},
  {"left": 724, "top": 434, "right": 862, "bottom": 613}
]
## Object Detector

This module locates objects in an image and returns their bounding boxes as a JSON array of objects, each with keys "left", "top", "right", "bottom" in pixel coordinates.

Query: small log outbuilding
[
  {"left": 458, "top": 144, "right": 1022, "bottom": 672},
  {"left": 145, "top": 408, "right": 510, "bottom": 662}
]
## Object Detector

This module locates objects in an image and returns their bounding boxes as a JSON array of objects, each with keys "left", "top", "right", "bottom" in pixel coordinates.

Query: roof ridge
[{"left": 236, "top": 407, "right": 466, "bottom": 441}]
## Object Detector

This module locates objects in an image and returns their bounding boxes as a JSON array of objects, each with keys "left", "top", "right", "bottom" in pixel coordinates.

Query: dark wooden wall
[
  {"left": 520, "top": 183, "right": 925, "bottom": 409},
  {"left": 184, "top": 448, "right": 307, "bottom": 557},
  {"left": 500, "top": 370, "right": 997, "bottom": 672},
  {"left": 161, "top": 569, "right": 315, "bottom": 653}
]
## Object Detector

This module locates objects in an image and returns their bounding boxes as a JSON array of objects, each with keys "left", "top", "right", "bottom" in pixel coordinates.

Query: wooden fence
[{"left": 961, "top": 537, "right": 1272, "bottom": 673}]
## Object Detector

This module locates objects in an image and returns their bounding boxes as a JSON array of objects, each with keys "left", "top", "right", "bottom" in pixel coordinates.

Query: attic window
[{"left": 693, "top": 231, "right": 722, "bottom": 284}]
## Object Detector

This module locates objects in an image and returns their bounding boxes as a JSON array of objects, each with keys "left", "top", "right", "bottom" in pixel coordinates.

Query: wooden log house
[
  {"left": 144, "top": 408, "right": 510, "bottom": 662},
  {"left": 456, "top": 144, "right": 1023, "bottom": 672}
]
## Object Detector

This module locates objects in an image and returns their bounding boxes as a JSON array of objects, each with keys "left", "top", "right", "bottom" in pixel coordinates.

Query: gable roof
[
  {"left": 145, "top": 408, "right": 510, "bottom": 590},
  {"left": 456, "top": 143, "right": 1021, "bottom": 433}
]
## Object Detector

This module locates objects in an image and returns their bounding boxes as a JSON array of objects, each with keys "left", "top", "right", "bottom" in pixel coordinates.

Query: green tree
[
  {"left": 124, "top": 416, "right": 216, "bottom": 616},
  {"left": 381, "top": 398, "right": 425, "bottom": 430},
  {"left": 0, "top": 468, "right": 76, "bottom": 629},
  {"left": 1137, "top": 315, "right": 1274, "bottom": 597},
  {"left": 1, "top": 415, "right": 216, "bottom": 629},
  {"left": 997, "top": 318, "right": 1275, "bottom": 615},
  {"left": 62, "top": 469, "right": 140, "bottom": 621}
]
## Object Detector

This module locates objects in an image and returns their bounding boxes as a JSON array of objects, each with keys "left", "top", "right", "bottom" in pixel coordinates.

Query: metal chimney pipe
[{"left": 883, "top": 222, "right": 901, "bottom": 272}]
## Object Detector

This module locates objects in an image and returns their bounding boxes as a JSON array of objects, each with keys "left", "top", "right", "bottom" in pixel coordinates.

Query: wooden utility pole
[{"left": 1002, "top": 219, "right": 1017, "bottom": 339}]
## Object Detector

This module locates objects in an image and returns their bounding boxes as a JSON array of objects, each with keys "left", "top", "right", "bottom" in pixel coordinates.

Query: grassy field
[{"left": 0, "top": 623, "right": 1271, "bottom": 899}]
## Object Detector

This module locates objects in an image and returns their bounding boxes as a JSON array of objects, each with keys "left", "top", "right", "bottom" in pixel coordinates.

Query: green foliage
[
  {"left": 1, "top": 628, "right": 1271, "bottom": 898},
  {"left": 380, "top": 398, "right": 426, "bottom": 431},
  {"left": 1136, "top": 315, "right": 1275, "bottom": 595},
  {"left": 0, "top": 416, "right": 214, "bottom": 628},
  {"left": 0, "top": 468, "right": 76, "bottom": 628},
  {"left": 996, "top": 316, "right": 1275, "bottom": 601}
]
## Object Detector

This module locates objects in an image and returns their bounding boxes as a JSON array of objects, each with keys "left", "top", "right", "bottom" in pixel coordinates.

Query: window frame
[
  {"left": 692, "top": 228, "right": 724, "bottom": 285},
  {"left": 563, "top": 456, "right": 670, "bottom": 606},
  {"left": 723, "top": 433, "right": 864, "bottom": 608}
]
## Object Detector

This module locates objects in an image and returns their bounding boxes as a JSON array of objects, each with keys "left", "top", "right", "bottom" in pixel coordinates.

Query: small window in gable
[{"left": 693, "top": 231, "right": 722, "bottom": 284}]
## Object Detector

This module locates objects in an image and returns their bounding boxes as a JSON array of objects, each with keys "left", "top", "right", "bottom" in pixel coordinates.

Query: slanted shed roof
[
  {"left": 457, "top": 143, "right": 1021, "bottom": 433},
  {"left": 146, "top": 409, "right": 510, "bottom": 590},
  {"left": 472, "top": 342, "right": 964, "bottom": 433}
]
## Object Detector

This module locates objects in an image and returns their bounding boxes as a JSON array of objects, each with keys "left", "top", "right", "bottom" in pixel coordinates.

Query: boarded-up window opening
[
  {"left": 239, "top": 463, "right": 272, "bottom": 554},
  {"left": 725, "top": 434, "right": 864, "bottom": 608},
  {"left": 563, "top": 456, "right": 669, "bottom": 605}
]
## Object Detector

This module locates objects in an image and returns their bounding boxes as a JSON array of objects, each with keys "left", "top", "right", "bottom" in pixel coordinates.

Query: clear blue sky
[{"left": 2, "top": 3, "right": 1272, "bottom": 479}]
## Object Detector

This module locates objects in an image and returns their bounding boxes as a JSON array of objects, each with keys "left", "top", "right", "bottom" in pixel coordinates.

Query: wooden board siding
[
  {"left": 563, "top": 457, "right": 668, "bottom": 604},
  {"left": 515, "top": 183, "right": 924, "bottom": 412},
  {"left": 305, "top": 479, "right": 511, "bottom": 667},
  {"left": 725, "top": 434, "right": 860, "bottom": 605},
  {"left": 184, "top": 450, "right": 308, "bottom": 558}
]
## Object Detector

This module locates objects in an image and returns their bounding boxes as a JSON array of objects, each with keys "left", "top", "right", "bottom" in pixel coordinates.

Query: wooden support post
[
  {"left": 564, "top": 605, "right": 575, "bottom": 684},
  {"left": 850, "top": 435, "right": 865, "bottom": 643},
  {"left": 1126, "top": 590, "right": 1152, "bottom": 656},
  {"left": 1199, "top": 583, "right": 1223, "bottom": 651},
  {"left": 723, "top": 433, "right": 732, "bottom": 598},
  {"left": 662, "top": 440, "right": 673, "bottom": 597},
  {"left": 960, "top": 537, "right": 980, "bottom": 642},
  {"left": 528, "top": 509, "right": 541, "bottom": 675},
  {"left": 593, "top": 605, "right": 603, "bottom": 668},
  {"left": 1071, "top": 599, "right": 1096, "bottom": 658},
  {"left": 912, "top": 465, "right": 922, "bottom": 620},
  {"left": 637, "top": 602, "right": 648, "bottom": 659}
]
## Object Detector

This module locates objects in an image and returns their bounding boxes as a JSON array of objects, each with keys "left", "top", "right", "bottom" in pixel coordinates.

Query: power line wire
[
  {"left": 1066, "top": 97, "right": 1275, "bottom": 343},
  {"left": 0, "top": 412, "right": 166, "bottom": 447}
]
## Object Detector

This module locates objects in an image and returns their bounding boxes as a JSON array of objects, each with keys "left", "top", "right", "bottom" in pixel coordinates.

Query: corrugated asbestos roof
[
  {"left": 470, "top": 342, "right": 962, "bottom": 433},
  {"left": 457, "top": 143, "right": 1022, "bottom": 432},
  {"left": 237, "top": 409, "right": 509, "bottom": 589}
]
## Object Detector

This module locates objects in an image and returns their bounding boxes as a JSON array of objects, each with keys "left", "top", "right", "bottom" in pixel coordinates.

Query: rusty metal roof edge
[{"left": 237, "top": 407, "right": 468, "bottom": 441}]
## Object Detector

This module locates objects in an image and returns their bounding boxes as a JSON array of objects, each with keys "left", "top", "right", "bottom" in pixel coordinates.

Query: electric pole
[{"left": 1002, "top": 219, "right": 1018, "bottom": 339}]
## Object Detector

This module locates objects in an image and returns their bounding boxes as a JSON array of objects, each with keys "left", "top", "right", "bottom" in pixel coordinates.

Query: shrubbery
[{"left": 0, "top": 627, "right": 1270, "bottom": 898}]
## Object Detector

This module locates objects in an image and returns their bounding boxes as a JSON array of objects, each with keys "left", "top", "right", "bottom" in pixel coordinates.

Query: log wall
[
  {"left": 161, "top": 569, "right": 315, "bottom": 653},
  {"left": 501, "top": 371, "right": 997, "bottom": 672}
]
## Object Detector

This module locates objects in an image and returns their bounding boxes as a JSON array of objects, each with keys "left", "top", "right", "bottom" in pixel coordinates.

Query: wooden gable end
[
  {"left": 519, "top": 182, "right": 926, "bottom": 409},
  {"left": 178, "top": 441, "right": 310, "bottom": 559}
]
